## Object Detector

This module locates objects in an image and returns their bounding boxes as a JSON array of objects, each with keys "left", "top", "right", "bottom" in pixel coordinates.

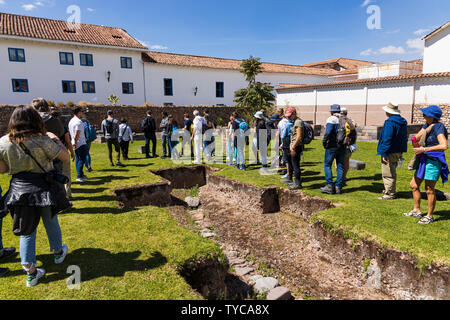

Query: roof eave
[{"left": 0, "top": 34, "right": 148, "bottom": 52}]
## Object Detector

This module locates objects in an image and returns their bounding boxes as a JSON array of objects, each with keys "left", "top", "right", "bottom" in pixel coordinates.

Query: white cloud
[
  {"left": 413, "top": 28, "right": 431, "bottom": 36},
  {"left": 386, "top": 29, "right": 400, "bottom": 34},
  {"left": 34, "top": 1, "right": 44, "bottom": 6},
  {"left": 360, "top": 45, "right": 406, "bottom": 56},
  {"left": 22, "top": 4, "right": 37, "bottom": 11},
  {"left": 361, "top": 0, "right": 373, "bottom": 7},
  {"left": 360, "top": 48, "right": 375, "bottom": 56},
  {"left": 378, "top": 45, "right": 406, "bottom": 54},
  {"left": 150, "top": 45, "right": 168, "bottom": 50},
  {"left": 407, "top": 38, "right": 424, "bottom": 51},
  {"left": 87, "top": 8, "right": 95, "bottom": 12},
  {"left": 0, "top": 0, "right": 5, "bottom": 5}
]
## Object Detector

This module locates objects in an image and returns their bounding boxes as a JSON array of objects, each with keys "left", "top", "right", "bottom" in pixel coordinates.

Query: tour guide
[{"left": 377, "top": 102, "right": 408, "bottom": 200}]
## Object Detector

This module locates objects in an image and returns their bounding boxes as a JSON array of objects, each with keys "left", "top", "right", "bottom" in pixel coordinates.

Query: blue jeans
[
  {"left": 324, "top": 147, "right": 346, "bottom": 188},
  {"left": 85, "top": 142, "right": 92, "bottom": 168},
  {"left": 20, "top": 207, "right": 63, "bottom": 266},
  {"left": 75, "top": 144, "right": 89, "bottom": 178}
]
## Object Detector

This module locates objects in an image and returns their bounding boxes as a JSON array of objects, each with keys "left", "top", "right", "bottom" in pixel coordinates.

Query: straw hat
[{"left": 382, "top": 102, "right": 401, "bottom": 115}]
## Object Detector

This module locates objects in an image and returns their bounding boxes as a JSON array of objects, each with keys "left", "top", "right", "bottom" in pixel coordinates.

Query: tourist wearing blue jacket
[{"left": 377, "top": 103, "right": 408, "bottom": 200}]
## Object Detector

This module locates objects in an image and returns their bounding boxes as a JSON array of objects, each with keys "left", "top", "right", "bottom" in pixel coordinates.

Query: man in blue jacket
[{"left": 377, "top": 102, "right": 408, "bottom": 200}]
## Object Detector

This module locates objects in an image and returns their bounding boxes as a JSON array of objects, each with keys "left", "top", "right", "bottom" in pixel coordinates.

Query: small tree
[
  {"left": 234, "top": 56, "right": 275, "bottom": 119},
  {"left": 108, "top": 94, "right": 120, "bottom": 106}
]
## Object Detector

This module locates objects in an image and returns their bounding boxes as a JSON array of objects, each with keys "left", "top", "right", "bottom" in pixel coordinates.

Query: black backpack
[
  {"left": 302, "top": 122, "right": 314, "bottom": 145},
  {"left": 105, "top": 119, "right": 115, "bottom": 135},
  {"left": 141, "top": 117, "right": 154, "bottom": 132}
]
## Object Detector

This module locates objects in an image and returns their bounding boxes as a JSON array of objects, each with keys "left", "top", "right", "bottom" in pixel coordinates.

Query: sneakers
[
  {"left": 54, "top": 244, "right": 68, "bottom": 265},
  {"left": 403, "top": 210, "right": 423, "bottom": 219},
  {"left": 0, "top": 247, "right": 16, "bottom": 262},
  {"left": 378, "top": 194, "right": 397, "bottom": 200},
  {"left": 281, "top": 174, "right": 289, "bottom": 179},
  {"left": 76, "top": 176, "right": 87, "bottom": 183},
  {"left": 116, "top": 162, "right": 126, "bottom": 167},
  {"left": 26, "top": 268, "right": 46, "bottom": 287},
  {"left": 320, "top": 185, "right": 336, "bottom": 195},
  {"left": 335, "top": 187, "right": 343, "bottom": 195},
  {"left": 287, "top": 183, "right": 303, "bottom": 191}
]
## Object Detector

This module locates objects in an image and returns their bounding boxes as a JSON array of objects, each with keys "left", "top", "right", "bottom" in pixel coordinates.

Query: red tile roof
[
  {"left": 276, "top": 72, "right": 450, "bottom": 91},
  {"left": 142, "top": 51, "right": 342, "bottom": 76},
  {"left": 0, "top": 12, "right": 147, "bottom": 50},
  {"left": 301, "top": 58, "right": 375, "bottom": 72}
]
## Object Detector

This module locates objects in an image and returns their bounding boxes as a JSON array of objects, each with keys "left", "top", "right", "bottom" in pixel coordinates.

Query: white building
[
  {"left": 1, "top": 12, "right": 365, "bottom": 107},
  {"left": 0, "top": 12, "right": 148, "bottom": 106},
  {"left": 423, "top": 21, "right": 450, "bottom": 73}
]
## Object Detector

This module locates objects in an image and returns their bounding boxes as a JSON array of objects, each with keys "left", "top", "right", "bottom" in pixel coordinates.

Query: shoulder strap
[{"left": 18, "top": 142, "right": 48, "bottom": 174}]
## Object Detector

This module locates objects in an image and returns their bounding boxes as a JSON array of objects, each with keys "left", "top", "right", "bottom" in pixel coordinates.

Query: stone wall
[
  {"left": 413, "top": 104, "right": 450, "bottom": 132},
  {"left": 0, "top": 105, "right": 238, "bottom": 136}
]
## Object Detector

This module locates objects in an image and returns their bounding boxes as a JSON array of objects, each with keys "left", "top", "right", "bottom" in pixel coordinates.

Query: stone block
[
  {"left": 235, "top": 267, "right": 254, "bottom": 277},
  {"left": 349, "top": 159, "right": 366, "bottom": 170},
  {"left": 185, "top": 197, "right": 200, "bottom": 208},
  {"left": 267, "top": 287, "right": 292, "bottom": 300}
]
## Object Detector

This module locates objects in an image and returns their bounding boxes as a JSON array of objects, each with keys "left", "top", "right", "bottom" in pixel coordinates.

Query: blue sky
[{"left": 0, "top": 0, "right": 449, "bottom": 65}]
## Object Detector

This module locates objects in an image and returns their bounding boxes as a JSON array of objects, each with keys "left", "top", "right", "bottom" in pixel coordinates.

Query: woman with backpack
[
  {"left": 0, "top": 106, "right": 70, "bottom": 287},
  {"left": 82, "top": 118, "right": 96, "bottom": 172}
]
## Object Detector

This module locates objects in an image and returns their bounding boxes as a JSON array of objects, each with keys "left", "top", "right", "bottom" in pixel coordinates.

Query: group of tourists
[{"left": 0, "top": 98, "right": 447, "bottom": 285}]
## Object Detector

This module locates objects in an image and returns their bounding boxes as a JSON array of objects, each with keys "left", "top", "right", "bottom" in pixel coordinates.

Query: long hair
[{"left": 8, "top": 105, "right": 46, "bottom": 143}]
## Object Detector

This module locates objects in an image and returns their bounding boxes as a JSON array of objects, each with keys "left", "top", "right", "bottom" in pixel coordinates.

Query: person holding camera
[{"left": 0, "top": 106, "right": 70, "bottom": 287}]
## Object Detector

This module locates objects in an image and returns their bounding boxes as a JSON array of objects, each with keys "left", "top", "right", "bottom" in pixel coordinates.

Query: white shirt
[
  {"left": 119, "top": 123, "right": 133, "bottom": 142},
  {"left": 193, "top": 116, "right": 206, "bottom": 135},
  {"left": 68, "top": 116, "right": 86, "bottom": 149}
]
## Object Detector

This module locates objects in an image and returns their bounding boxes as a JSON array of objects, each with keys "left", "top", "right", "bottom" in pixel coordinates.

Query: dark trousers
[
  {"left": 119, "top": 140, "right": 130, "bottom": 160},
  {"left": 106, "top": 138, "right": 121, "bottom": 164},
  {"left": 145, "top": 132, "right": 157, "bottom": 157},
  {"left": 287, "top": 146, "right": 303, "bottom": 185},
  {"left": 161, "top": 134, "right": 169, "bottom": 157}
]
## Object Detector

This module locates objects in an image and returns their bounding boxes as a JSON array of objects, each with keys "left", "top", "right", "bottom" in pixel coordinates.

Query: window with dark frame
[
  {"left": 121, "top": 57, "right": 132, "bottom": 69},
  {"left": 122, "top": 82, "right": 134, "bottom": 94},
  {"left": 80, "top": 53, "right": 93, "bottom": 66},
  {"left": 164, "top": 78, "right": 173, "bottom": 96},
  {"left": 82, "top": 81, "right": 96, "bottom": 94},
  {"left": 12, "top": 79, "right": 29, "bottom": 92},
  {"left": 59, "top": 52, "right": 74, "bottom": 65},
  {"left": 62, "top": 81, "right": 76, "bottom": 93},
  {"left": 8, "top": 48, "right": 25, "bottom": 62},
  {"left": 216, "top": 82, "right": 224, "bottom": 98}
]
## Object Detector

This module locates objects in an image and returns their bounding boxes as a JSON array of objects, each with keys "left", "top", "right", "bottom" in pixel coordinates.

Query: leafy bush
[
  {"left": 57, "top": 102, "right": 65, "bottom": 108},
  {"left": 67, "top": 101, "right": 75, "bottom": 107},
  {"left": 108, "top": 94, "right": 120, "bottom": 106}
]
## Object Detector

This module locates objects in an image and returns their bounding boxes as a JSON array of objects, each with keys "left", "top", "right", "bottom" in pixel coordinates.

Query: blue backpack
[
  {"left": 235, "top": 119, "right": 249, "bottom": 135},
  {"left": 84, "top": 120, "right": 97, "bottom": 143}
]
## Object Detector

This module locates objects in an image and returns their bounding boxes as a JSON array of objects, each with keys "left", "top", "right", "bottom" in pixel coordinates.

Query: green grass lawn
[
  {"left": 0, "top": 141, "right": 222, "bottom": 300},
  {"left": 214, "top": 139, "right": 450, "bottom": 267},
  {"left": 0, "top": 138, "right": 449, "bottom": 299}
]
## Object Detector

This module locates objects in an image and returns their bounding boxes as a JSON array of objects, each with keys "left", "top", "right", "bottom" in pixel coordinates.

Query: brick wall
[
  {"left": 0, "top": 105, "right": 239, "bottom": 136},
  {"left": 412, "top": 104, "right": 450, "bottom": 132}
]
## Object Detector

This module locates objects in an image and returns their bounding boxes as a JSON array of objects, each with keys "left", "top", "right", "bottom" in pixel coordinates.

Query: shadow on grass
[
  {"left": 434, "top": 210, "right": 450, "bottom": 222},
  {"left": 347, "top": 174, "right": 382, "bottom": 182},
  {"left": 71, "top": 187, "right": 108, "bottom": 194},
  {"left": 74, "top": 176, "right": 139, "bottom": 186},
  {"left": 70, "top": 195, "right": 117, "bottom": 202},
  {"left": 3, "top": 250, "right": 168, "bottom": 283},
  {"left": 65, "top": 206, "right": 135, "bottom": 215}
]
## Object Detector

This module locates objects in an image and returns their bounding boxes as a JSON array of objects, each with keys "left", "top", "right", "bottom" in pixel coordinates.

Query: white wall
[
  {"left": 144, "top": 63, "right": 329, "bottom": 106},
  {"left": 423, "top": 26, "right": 450, "bottom": 73},
  {"left": 0, "top": 38, "right": 145, "bottom": 105}
]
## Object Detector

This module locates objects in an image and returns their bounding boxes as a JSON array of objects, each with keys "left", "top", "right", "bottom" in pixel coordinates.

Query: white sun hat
[{"left": 382, "top": 102, "right": 401, "bottom": 115}]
